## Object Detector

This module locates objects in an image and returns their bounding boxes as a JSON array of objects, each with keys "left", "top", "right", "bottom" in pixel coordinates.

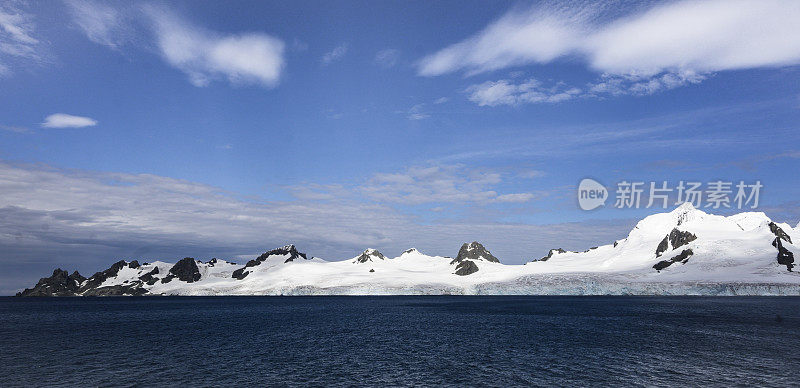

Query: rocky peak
[
  {"left": 167, "top": 257, "right": 201, "bottom": 283},
  {"left": 266, "top": 244, "right": 308, "bottom": 263},
  {"left": 451, "top": 241, "right": 499, "bottom": 264},
  {"left": 16, "top": 268, "right": 85, "bottom": 297},
  {"left": 353, "top": 249, "right": 386, "bottom": 264}
]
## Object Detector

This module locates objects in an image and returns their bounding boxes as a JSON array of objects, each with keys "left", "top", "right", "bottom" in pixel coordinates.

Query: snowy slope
[{"left": 17, "top": 204, "right": 800, "bottom": 296}]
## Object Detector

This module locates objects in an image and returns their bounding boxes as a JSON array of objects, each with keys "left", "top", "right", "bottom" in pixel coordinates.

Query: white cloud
[
  {"left": 0, "top": 4, "right": 44, "bottom": 74},
  {"left": 418, "top": 0, "right": 800, "bottom": 78},
  {"left": 41, "top": 113, "right": 98, "bottom": 128},
  {"left": 466, "top": 71, "right": 706, "bottom": 106},
  {"left": 359, "top": 164, "right": 534, "bottom": 205},
  {"left": 433, "top": 97, "right": 449, "bottom": 104},
  {"left": 374, "top": 48, "right": 399, "bottom": 68},
  {"left": 321, "top": 43, "right": 348, "bottom": 65},
  {"left": 143, "top": 6, "right": 284, "bottom": 88},
  {"left": 588, "top": 71, "right": 706, "bottom": 97},
  {"left": 467, "top": 78, "right": 582, "bottom": 106},
  {"left": 64, "top": 0, "right": 129, "bottom": 49}
]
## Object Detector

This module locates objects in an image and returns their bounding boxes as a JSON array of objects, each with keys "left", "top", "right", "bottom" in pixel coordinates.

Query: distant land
[{"left": 17, "top": 204, "right": 800, "bottom": 296}]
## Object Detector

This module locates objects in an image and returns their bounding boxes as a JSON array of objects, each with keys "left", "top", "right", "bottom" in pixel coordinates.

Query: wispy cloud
[
  {"left": 0, "top": 124, "right": 29, "bottom": 133},
  {"left": 419, "top": 0, "right": 800, "bottom": 87},
  {"left": 0, "top": 3, "right": 45, "bottom": 75},
  {"left": 321, "top": 43, "right": 348, "bottom": 65},
  {"left": 374, "top": 48, "right": 399, "bottom": 68},
  {"left": 466, "top": 71, "right": 706, "bottom": 106},
  {"left": 407, "top": 104, "right": 429, "bottom": 120},
  {"left": 66, "top": 2, "right": 286, "bottom": 88},
  {"left": 63, "top": 0, "right": 131, "bottom": 49},
  {"left": 358, "top": 164, "right": 535, "bottom": 205},
  {"left": 143, "top": 5, "right": 285, "bottom": 88},
  {"left": 467, "top": 78, "right": 582, "bottom": 106},
  {"left": 41, "top": 113, "right": 98, "bottom": 128}
]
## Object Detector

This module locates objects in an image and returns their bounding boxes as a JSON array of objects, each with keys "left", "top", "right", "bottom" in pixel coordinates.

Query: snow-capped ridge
[
  {"left": 231, "top": 244, "right": 310, "bottom": 280},
  {"left": 15, "top": 206, "right": 800, "bottom": 296}
]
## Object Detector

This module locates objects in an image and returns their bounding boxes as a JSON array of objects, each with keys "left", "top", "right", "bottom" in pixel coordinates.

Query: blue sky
[{"left": 1, "top": 0, "right": 800, "bottom": 293}]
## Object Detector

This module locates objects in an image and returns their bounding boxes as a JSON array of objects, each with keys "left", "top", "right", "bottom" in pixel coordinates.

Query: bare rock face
[
  {"left": 138, "top": 267, "right": 160, "bottom": 285},
  {"left": 669, "top": 228, "right": 697, "bottom": 250},
  {"left": 769, "top": 222, "right": 793, "bottom": 244},
  {"left": 655, "top": 237, "right": 669, "bottom": 257},
  {"left": 454, "top": 260, "right": 479, "bottom": 276},
  {"left": 536, "top": 248, "right": 566, "bottom": 262},
  {"left": 80, "top": 260, "right": 129, "bottom": 292},
  {"left": 15, "top": 269, "right": 85, "bottom": 297},
  {"left": 233, "top": 245, "right": 309, "bottom": 280},
  {"left": 656, "top": 228, "right": 697, "bottom": 257},
  {"left": 451, "top": 242, "right": 499, "bottom": 264},
  {"left": 773, "top": 238, "right": 795, "bottom": 271},
  {"left": 354, "top": 249, "right": 386, "bottom": 264},
  {"left": 653, "top": 249, "right": 694, "bottom": 271},
  {"left": 165, "top": 257, "right": 201, "bottom": 283}
]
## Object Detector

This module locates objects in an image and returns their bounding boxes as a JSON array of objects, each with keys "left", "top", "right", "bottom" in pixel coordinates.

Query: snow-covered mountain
[{"left": 17, "top": 204, "right": 800, "bottom": 296}]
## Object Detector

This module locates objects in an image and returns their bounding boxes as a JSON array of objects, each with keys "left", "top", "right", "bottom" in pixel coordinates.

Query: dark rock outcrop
[
  {"left": 773, "top": 237, "right": 795, "bottom": 271},
  {"left": 232, "top": 245, "right": 309, "bottom": 280},
  {"left": 138, "top": 267, "right": 160, "bottom": 285},
  {"left": 231, "top": 268, "right": 250, "bottom": 280},
  {"left": 80, "top": 260, "right": 129, "bottom": 292},
  {"left": 669, "top": 228, "right": 697, "bottom": 250},
  {"left": 128, "top": 260, "right": 140, "bottom": 269},
  {"left": 653, "top": 249, "right": 694, "bottom": 271},
  {"left": 354, "top": 249, "right": 386, "bottom": 264},
  {"left": 656, "top": 236, "right": 669, "bottom": 257},
  {"left": 454, "top": 260, "right": 479, "bottom": 276},
  {"left": 769, "top": 222, "right": 793, "bottom": 244},
  {"left": 656, "top": 228, "right": 697, "bottom": 257},
  {"left": 168, "top": 257, "right": 201, "bottom": 283},
  {"left": 16, "top": 269, "right": 86, "bottom": 297},
  {"left": 536, "top": 248, "right": 566, "bottom": 262},
  {"left": 451, "top": 242, "right": 499, "bottom": 264}
]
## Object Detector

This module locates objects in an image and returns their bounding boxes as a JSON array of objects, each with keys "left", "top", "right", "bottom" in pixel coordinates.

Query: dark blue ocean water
[{"left": 1, "top": 296, "right": 799, "bottom": 387}]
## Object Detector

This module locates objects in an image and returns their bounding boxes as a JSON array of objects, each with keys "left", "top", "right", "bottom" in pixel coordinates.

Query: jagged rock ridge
[{"left": 451, "top": 242, "right": 499, "bottom": 264}]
